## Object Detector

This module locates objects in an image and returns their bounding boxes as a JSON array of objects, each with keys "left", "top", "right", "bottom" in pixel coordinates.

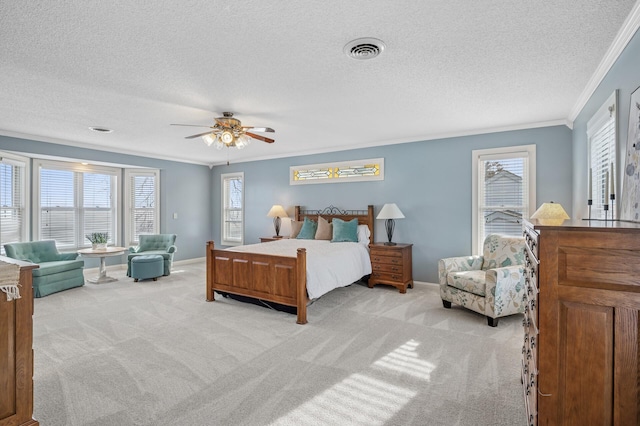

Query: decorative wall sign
[
  {"left": 621, "top": 86, "right": 640, "bottom": 222},
  {"left": 290, "top": 158, "right": 384, "bottom": 185}
]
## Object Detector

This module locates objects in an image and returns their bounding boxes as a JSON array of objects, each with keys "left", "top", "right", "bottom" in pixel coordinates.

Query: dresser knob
[{"left": 530, "top": 373, "right": 535, "bottom": 388}]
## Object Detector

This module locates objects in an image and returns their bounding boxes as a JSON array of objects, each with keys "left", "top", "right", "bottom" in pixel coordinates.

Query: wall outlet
[{"left": 173, "top": 213, "right": 178, "bottom": 219}]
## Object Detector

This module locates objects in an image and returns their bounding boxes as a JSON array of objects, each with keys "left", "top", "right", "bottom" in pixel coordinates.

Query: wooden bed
[{"left": 206, "top": 205, "right": 374, "bottom": 324}]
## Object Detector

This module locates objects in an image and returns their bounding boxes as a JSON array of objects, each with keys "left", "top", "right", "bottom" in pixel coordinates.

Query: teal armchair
[
  {"left": 4, "top": 240, "right": 85, "bottom": 298},
  {"left": 127, "top": 234, "right": 177, "bottom": 277}
]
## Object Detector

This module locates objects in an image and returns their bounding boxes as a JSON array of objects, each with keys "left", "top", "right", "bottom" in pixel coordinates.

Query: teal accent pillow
[
  {"left": 296, "top": 217, "right": 318, "bottom": 239},
  {"left": 331, "top": 218, "right": 358, "bottom": 242}
]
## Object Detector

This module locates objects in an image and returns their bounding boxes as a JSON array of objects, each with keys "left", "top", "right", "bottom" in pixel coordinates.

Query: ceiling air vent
[
  {"left": 344, "top": 37, "right": 385, "bottom": 60},
  {"left": 89, "top": 127, "right": 113, "bottom": 133}
]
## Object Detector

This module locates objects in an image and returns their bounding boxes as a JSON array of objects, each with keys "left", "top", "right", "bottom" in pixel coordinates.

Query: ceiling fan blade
[
  {"left": 244, "top": 127, "right": 275, "bottom": 133},
  {"left": 246, "top": 132, "right": 275, "bottom": 143},
  {"left": 170, "top": 123, "right": 213, "bottom": 128},
  {"left": 185, "top": 131, "right": 214, "bottom": 139}
]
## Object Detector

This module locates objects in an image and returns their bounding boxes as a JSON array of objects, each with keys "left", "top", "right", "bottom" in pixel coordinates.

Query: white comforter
[{"left": 227, "top": 239, "right": 372, "bottom": 300}]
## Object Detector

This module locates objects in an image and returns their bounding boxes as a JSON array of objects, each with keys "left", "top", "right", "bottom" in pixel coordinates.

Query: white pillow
[{"left": 357, "top": 224, "right": 371, "bottom": 245}]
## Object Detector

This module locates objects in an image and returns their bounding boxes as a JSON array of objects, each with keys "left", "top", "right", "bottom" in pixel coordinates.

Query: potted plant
[{"left": 86, "top": 232, "right": 109, "bottom": 249}]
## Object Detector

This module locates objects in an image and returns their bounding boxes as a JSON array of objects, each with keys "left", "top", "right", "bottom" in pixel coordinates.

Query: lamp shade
[
  {"left": 267, "top": 205, "right": 288, "bottom": 218},
  {"left": 376, "top": 203, "right": 405, "bottom": 220},
  {"left": 530, "top": 202, "right": 570, "bottom": 225}
]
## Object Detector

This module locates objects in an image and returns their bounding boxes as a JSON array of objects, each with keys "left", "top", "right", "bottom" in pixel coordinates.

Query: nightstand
[
  {"left": 368, "top": 243, "right": 413, "bottom": 293},
  {"left": 259, "top": 236, "right": 289, "bottom": 243}
]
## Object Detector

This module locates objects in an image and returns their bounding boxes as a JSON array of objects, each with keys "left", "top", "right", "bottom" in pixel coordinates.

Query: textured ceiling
[{"left": 0, "top": 1, "right": 638, "bottom": 166}]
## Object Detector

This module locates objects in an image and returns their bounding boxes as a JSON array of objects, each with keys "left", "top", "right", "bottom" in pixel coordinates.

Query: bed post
[
  {"left": 206, "top": 241, "right": 215, "bottom": 302},
  {"left": 296, "top": 248, "right": 307, "bottom": 325},
  {"left": 367, "top": 205, "right": 375, "bottom": 242},
  {"left": 294, "top": 205, "right": 301, "bottom": 221}
]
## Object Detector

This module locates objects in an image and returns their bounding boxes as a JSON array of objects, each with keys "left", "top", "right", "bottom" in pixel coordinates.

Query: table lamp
[
  {"left": 530, "top": 201, "right": 570, "bottom": 226},
  {"left": 267, "top": 205, "right": 288, "bottom": 238},
  {"left": 376, "top": 203, "right": 405, "bottom": 245}
]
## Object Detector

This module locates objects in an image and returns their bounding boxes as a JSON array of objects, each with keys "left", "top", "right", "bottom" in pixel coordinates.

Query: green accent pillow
[
  {"left": 331, "top": 218, "right": 358, "bottom": 242},
  {"left": 297, "top": 217, "right": 318, "bottom": 239}
]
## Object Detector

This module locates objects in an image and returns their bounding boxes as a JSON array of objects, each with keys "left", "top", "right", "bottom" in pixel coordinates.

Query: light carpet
[{"left": 32, "top": 262, "right": 526, "bottom": 425}]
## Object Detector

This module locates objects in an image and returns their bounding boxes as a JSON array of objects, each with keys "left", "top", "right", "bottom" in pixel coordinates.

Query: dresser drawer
[
  {"left": 370, "top": 247, "right": 403, "bottom": 258},
  {"left": 370, "top": 253, "right": 403, "bottom": 266},
  {"left": 371, "top": 271, "right": 405, "bottom": 282},
  {"left": 371, "top": 262, "right": 404, "bottom": 273}
]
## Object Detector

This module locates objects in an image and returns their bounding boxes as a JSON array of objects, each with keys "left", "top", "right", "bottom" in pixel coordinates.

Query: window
[
  {"left": 290, "top": 158, "right": 384, "bottom": 185},
  {"left": 587, "top": 91, "right": 617, "bottom": 219},
  {"left": 0, "top": 152, "right": 29, "bottom": 250},
  {"left": 34, "top": 160, "right": 119, "bottom": 250},
  {"left": 472, "top": 145, "right": 536, "bottom": 254},
  {"left": 221, "top": 172, "right": 244, "bottom": 246},
  {"left": 124, "top": 169, "right": 160, "bottom": 246}
]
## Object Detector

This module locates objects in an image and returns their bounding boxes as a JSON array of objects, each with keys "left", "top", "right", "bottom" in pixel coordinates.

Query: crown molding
[
  {"left": 0, "top": 129, "right": 210, "bottom": 166},
  {"left": 568, "top": 2, "right": 640, "bottom": 124}
]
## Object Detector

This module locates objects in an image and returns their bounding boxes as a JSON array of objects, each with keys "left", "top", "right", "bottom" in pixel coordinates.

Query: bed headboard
[{"left": 294, "top": 205, "right": 374, "bottom": 243}]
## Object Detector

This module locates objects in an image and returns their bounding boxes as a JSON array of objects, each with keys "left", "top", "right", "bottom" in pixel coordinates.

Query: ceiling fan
[{"left": 171, "top": 112, "right": 275, "bottom": 150}]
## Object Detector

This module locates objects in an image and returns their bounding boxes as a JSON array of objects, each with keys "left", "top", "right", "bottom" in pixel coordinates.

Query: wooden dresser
[
  {"left": 0, "top": 257, "right": 39, "bottom": 426},
  {"left": 368, "top": 243, "right": 413, "bottom": 293},
  {"left": 522, "top": 218, "right": 640, "bottom": 425}
]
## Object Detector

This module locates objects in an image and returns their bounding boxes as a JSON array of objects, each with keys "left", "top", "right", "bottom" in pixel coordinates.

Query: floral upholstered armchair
[{"left": 438, "top": 234, "right": 525, "bottom": 327}]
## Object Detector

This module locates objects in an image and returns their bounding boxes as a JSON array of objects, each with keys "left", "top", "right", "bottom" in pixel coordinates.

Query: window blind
[
  {"left": 587, "top": 92, "right": 617, "bottom": 219},
  {"left": 39, "top": 163, "right": 117, "bottom": 249},
  {"left": 83, "top": 173, "right": 114, "bottom": 244},
  {"left": 222, "top": 173, "right": 243, "bottom": 245},
  {"left": 0, "top": 158, "right": 26, "bottom": 250},
  {"left": 478, "top": 155, "right": 529, "bottom": 243},
  {"left": 130, "top": 174, "right": 156, "bottom": 242}
]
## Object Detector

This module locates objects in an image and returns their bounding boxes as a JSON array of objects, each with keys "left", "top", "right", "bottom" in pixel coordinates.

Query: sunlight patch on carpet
[
  {"left": 268, "top": 373, "right": 415, "bottom": 425},
  {"left": 373, "top": 339, "right": 435, "bottom": 381}
]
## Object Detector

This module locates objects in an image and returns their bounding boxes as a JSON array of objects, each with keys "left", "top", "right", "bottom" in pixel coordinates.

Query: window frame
[
  {"left": 33, "top": 159, "right": 120, "bottom": 250},
  {"left": 472, "top": 144, "right": 536, "bottom": 254},
  {"left": 221, "top": 172, "right": 244, "bottom": 246},
  {"left": 587, "top": 91, "right": 618, "bottom": 219},
  {"left": 0, "top": 151, "right": 30, "bottom": 249},
  {"left": 124, "top": 168, "right": 160, "bottom": 247}
]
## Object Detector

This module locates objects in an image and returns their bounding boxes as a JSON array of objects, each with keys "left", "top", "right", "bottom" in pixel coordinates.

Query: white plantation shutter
[
  {"left": 37, "top": 161, "right": 118, "bottom": 250},
  {"left": 0, "top": 155, "right": 28, "bottom": 251},
  {"left": 588, "top": 91, "right": 617, "bottom": 219},
  {"left": 124, "top": 169, "right": 159, "bottom": 246},
  {"left": 473, "top": 145, "right": 536, "bottom": 254},
  {"left": 222, "top": 172, "right": 244, "bottom": 245}
]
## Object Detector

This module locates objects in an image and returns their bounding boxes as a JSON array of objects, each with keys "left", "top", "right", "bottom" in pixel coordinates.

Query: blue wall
[
  {"left": 4, "top": 28, "right": 639, "bottom": 283},
  {"left": 0, "top": 135, "right": 212, "bottom": 268},
  {"left": 211, "top": 124, "right": 572, "bottom": 283},
  {"left": 572, "top": 28, "right": 640, "bottom": 217}
]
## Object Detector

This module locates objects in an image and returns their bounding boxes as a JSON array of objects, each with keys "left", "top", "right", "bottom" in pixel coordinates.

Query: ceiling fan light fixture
[
  {"left": 221, "top": 130, "right": 235, "bottom": 145},
  {"left": 202, "top": 133, "right": 215, "bottom": 146},
  {"left": 236, "top": 134, "right": 251, "bottom": 149}
]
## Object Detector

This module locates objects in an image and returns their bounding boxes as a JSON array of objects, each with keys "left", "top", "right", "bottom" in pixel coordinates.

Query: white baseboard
[{"left": 414, "top": 280, "right": 439, "bottom": 288}]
